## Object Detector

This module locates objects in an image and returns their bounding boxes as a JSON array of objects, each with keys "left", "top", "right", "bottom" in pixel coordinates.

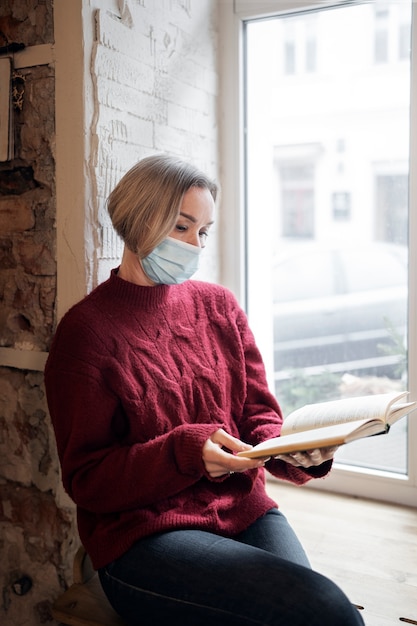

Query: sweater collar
[{"left": 109, "top": 267, "right": 172, "bottom": 309}]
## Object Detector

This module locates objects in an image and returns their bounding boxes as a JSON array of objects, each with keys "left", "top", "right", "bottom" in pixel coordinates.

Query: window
[
  {"left": 305, "top": 24, "right": 317, "bottom": 73},
  {"left": 374, "top": 5, "right": 389, "bottom": 63},
  {"left": 284, "top": 22, "right": 296, "bottom": 74},
  {"left": 283, "top": 15, "right": 317, "bottom": 74},
  {"left": 332, "top": 192, "right": 351, "bottom": 221},
  {"left": 219, "top": 0, "right": 416, "bottom": 506},
  {"left": 375, "top": 173, "right": 408, "bottom": 244},
  {"left": 279, "top": 162, "right": 315, "bottom": 237}
]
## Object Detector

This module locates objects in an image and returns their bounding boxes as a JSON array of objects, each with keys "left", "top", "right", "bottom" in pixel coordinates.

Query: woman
[{"left": 45, "top": 155, "right": 364, "bottom": 625}]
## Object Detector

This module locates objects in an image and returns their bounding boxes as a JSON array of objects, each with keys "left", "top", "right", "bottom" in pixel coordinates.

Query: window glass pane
[
  {"left": 245, "top": 0, "right": 411, "bottom": 475},
  {"left": 374, "top": 5, "right": 389, "bottom": 63},
  {"left": 273, "top": 249, "right": 337, "bottom": 302}
]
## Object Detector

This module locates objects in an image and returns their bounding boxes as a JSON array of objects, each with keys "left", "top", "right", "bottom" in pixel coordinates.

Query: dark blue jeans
[{"left": 98, "top": 508, "right": 364, "bottom": 626}]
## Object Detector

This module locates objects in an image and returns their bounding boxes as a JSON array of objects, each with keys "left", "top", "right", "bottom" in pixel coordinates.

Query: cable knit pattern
[{"left": 45, "top": 270, "right": 331, "bottom": 569}]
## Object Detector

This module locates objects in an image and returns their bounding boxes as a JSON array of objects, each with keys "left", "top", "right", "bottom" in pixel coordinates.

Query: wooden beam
[{"left": 0, "top": 44, "right": 54, "bottom": 69}]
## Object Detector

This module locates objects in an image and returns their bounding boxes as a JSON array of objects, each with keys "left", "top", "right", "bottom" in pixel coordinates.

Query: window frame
[{"left": 218, "top": 0, "right": 417, "bottom": 507}]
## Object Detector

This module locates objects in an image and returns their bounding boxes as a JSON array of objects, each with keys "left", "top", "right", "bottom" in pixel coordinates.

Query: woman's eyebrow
[{"left": 179, "top": 212, "right": 214, "bottom": 226}]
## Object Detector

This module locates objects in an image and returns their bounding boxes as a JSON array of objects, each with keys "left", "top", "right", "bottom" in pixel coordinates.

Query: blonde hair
[{"left": 107, "top": 155, "right": 218, "bottom": 257}]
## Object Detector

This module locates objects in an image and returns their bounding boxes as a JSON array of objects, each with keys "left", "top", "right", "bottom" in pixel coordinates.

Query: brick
[
  {"left": 96, "top": 9, "right": 150, "bottom": 58},
  {"left": 93, "top": 45, "right": 155, "bottom": 94},
  {"left": 0, "top": 238, "right": 16, "bottom": 269},
  {"left": 0, "top": 167, "right": 38, "bottom": 196},
  {"left": 0, "top": 197, "right": 35, "bottom": 234},
  {"left": 0, "top": 0, "right": 54, "bottom": 45},
  {"left": 17, "top": 235, "right": 55, "bottom": 276},
  {"left": 96, "top": 78, "right": 167, "bottom": 124},
  {"left": 167, "top": 102, "right": 214, "bottom": 136}
]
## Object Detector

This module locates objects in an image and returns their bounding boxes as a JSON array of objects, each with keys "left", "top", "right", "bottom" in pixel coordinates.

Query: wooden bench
[{"left": 52, "top": 546, "right": 126, "bottom": 626}]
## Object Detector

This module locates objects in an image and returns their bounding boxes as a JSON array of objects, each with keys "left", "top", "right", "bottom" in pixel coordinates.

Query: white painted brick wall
[{"left": 88, "top": 0, "right": 219, "bottom": 286}]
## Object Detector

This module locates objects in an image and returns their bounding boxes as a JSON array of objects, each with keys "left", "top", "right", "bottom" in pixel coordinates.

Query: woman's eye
[
  {"left": 175, "top": 224, "right": 187, "bottom": 232},
  {"left": 199, "top": 231, "right": 209, "bottom": 239}
]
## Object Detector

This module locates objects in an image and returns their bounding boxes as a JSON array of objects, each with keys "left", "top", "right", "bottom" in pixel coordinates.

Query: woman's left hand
[{"left": 274, "top": 447, "right": 338, "bottom": 468}]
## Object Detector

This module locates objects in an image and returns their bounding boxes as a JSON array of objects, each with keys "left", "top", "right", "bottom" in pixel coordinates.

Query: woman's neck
[{"left": 118, "top": 247, "right": 155, "bottom": 286}]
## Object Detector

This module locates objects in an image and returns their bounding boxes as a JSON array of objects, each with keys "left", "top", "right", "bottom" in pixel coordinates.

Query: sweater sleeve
[
  {"left": 230, "top": 296, "right": 332, "bottom": 484},
  {"left": 44, "top": 318, "right": 222, "bottom": 515}
]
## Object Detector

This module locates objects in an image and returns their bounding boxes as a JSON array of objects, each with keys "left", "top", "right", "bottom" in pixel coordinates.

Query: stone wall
[
  {"left": 0, "top": 0, "right": 55, "bottom": 353},
  {"left": 0, "top": 2, "right": 78, "bottom": 625},
  {"left": 0, "top": 1, "right": 219, "bottom": 624}
]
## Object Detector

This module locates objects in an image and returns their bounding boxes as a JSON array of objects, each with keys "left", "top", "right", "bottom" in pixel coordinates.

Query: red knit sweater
[{"left": 44, "top": 270, "right": 330, "bottom": 569}]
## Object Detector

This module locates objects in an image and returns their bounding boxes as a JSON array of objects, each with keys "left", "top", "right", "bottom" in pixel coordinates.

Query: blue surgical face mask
[{"left": 141, "top": 237, "right": 202, "bottom": 285}]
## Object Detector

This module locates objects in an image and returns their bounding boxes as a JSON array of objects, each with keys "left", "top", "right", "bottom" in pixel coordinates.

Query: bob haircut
[{"left": 107, "top": 155, "right": 218, "bottom": 258}]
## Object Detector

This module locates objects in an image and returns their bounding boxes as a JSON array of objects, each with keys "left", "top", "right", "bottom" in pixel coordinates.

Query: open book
[{"left": 238, "top": 391, "right": 416, "bottom": 459}]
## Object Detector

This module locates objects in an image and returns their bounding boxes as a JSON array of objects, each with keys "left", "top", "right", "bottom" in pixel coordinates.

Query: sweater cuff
[
  {"left": 286, "top": 458, "right": 333, "bottom": 482},
  {"left": 301, "top": 458, "right": 333, "bottom": 478}
]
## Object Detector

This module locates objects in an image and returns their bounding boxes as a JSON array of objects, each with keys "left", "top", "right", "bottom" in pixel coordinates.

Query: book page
[
  {"left": 386, "top": 401, "right": 417, "bottom": 426},
  {"left": 281, "top": 391, "right": 408, "bottom": 436},
  {"left": 238, "top": 418, "right": 385, "bottom": 459}
]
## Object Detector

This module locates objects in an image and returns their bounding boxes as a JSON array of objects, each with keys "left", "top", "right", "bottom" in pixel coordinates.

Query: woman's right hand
[{"left": 202, "top": 428, "right": 267, "bottom": 478}]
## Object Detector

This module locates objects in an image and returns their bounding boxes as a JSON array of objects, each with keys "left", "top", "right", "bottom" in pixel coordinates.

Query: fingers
[
  {"left": 319, "top": 446, "right": 339, "bottom": 460},
  {"left": 205, "top": 444, "right": 266, "bottom": 477},
  {"left": 279, "top": 451, "right": 312, "bottom": 467},
  {"left": 202, "top": 429, "right": 267, "bottom": 478},
  {"left": 275, "top": 446, "right": 339, "bottom": 468},
  {"left": 202, "top": 429, "right": 340, "bottom": 477},
  {"left": 210, "top": 428, "right": 253, "bottom": 454}
]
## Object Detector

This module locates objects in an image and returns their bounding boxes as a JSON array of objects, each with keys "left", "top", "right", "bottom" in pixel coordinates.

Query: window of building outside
[{"left": 242, "top": 0, "right": 414, "bottom": 502}]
